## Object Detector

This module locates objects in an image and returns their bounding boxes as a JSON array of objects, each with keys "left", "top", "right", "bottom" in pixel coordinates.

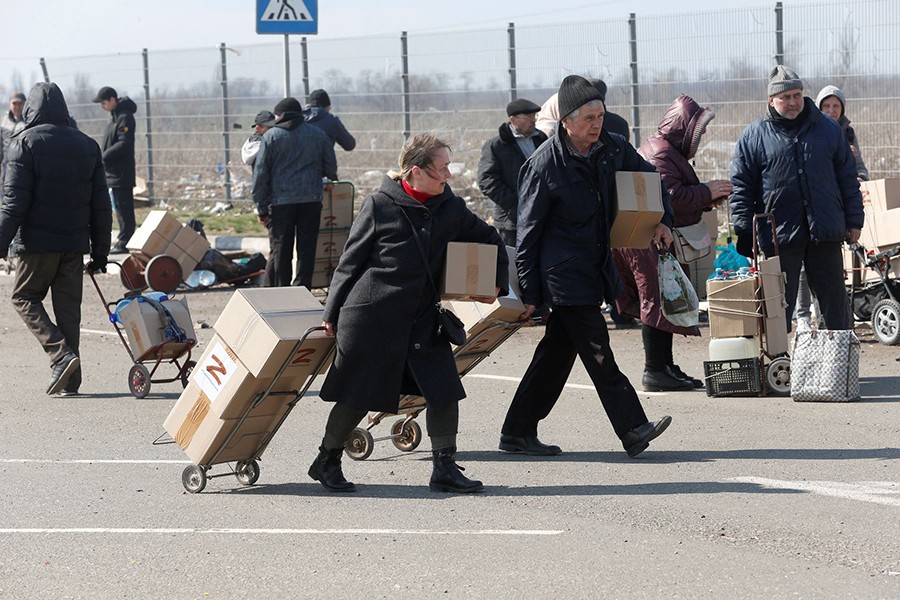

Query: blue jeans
[{"left": 110, "top": 187, "right": 135, "bottom": 247}]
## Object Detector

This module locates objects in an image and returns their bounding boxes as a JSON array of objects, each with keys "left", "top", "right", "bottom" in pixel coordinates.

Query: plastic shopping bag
[
  {"left": 711, "top": 242, "right": 751, "bottom": 278},
  {"left": 658, "top": 252, "right": 700, "bottom": 327}
]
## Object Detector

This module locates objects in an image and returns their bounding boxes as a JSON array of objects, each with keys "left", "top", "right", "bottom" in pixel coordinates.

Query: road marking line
[
  {"left": 0, "top": 459, "right": 190, "bottom": 464},
  {"left": 0, "top": 528, "right": 563, "bottom": 536},
  {"left": 467, "top": 373, "right": 667, "bottom": 395},
  {"left": 82, "top": 328, "right": 117, "bottom": 336},
  {"left": 733, "top": 477, "right": 900, "bottom": 507}
]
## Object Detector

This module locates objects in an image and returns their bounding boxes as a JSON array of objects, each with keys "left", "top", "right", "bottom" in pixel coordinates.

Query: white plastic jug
[{"left": 708, "top": 336, "right": 758, "bottom": 361}]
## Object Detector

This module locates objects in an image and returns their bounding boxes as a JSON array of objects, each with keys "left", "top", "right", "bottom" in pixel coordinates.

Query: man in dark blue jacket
[
  {"left": 304, "top": 89, "right": 356, "bottom": 152},
  {"left": 0, "top": 83, "right": 112, "bottom": 395},
  {"left": 499, "top": 75, "right": 674, "bottom": 458},
  {"left": 730, "top": 66, "right": 863, "bottom": 330},
  {"left": 253, "top": 97, "right": 338, "bottom": 288},
  {"left": 93, "top": 86, "right": 137, "bottom": 254}
]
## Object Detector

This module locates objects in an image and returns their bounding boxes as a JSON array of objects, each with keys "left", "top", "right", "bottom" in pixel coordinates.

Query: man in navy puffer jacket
[{"left": 730, "top": 65, "right": 863, "bottom": 330}]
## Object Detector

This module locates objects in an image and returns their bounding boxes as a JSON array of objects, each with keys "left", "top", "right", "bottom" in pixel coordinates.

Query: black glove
[
  {"left": 735, "top": 234, "right": 753, "bottom": 258},
  {"left": 87, "top": 255, "right": 108, "bottom": 274}
]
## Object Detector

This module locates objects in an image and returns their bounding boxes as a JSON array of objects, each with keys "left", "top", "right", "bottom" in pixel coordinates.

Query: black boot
[
  {"left": 429, "top": 447, "right": 484, "bottom": 493},
  {"left": 308, "top": 446, "right": 356, "bottom": 492}
]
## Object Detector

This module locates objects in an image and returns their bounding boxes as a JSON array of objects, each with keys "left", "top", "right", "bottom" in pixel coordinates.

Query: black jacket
[
  {"left": 517, "top": 127, "right": 673, "bottom": 308},
  {"left": 730, "top": 98, "right": 864, "bottom": 252},
  {"left": 0, "top": 83, "right": 111, "bottom": 260},
  {"left": 304, "top": 106, "right": 356, "bottom": 151},
  {"left": 477, "top": 123, "right": 548, "bottom": 231},
  {"left": 101, "top": 96, "right": 137, "bottom": 188},
  {"left": 320, "top": 174, "right": 508, "bottom": 414}
]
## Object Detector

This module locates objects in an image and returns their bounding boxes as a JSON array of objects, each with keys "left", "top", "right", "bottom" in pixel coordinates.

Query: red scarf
[{"left": 402, "top": 180, "right": 437, "bottom": 204}]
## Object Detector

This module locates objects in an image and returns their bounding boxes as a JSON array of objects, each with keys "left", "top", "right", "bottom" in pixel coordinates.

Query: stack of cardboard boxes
[
  {"left": 117, "top": 295, "right": 196, "bottom": 360},
  {"left": 845, "top": 179, "right": 900, "bottom": 285},
  {"left": 126, "top": 210, "right": 210, "bottom": 278},
  {"left": 163, "top": 287, "right": 334, "bottom": 465},
  {"left": 311, "top": 182, "right": 354, "bottom": 289}
]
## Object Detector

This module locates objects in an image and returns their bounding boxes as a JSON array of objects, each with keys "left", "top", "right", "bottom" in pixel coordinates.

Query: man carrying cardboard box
[{"left": 501, "top": 75, "right": 674, "bottom": 458}]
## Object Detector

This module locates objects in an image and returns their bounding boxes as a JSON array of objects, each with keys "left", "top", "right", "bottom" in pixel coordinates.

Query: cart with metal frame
[
  {"left": 343, "top": 320, "right": 524, "bottom": 460},
  {"left": 847, "top": 242, "right": 900, "bottom": 345},
  {"left": 88, "top": 262, "right": 197, "bottom": 398},
  {"left": 169, "top": 326, "right": 335, "bottom": 493}
]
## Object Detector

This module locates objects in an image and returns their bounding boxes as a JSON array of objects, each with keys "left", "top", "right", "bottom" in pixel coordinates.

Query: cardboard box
[
  {"left": 707, "top": 278, "right": 760, "bottom": 338},
  {"left": 118, "top": 296, "right": 195, "bottom": 360},
  {"left": 612, "top": 171, "right": 664, "bottom": 248},
  {"left": 315, "top": 229, "right": 350, "bottom": 259},
  {"left": 127, "top": 211, "right": 182, "bottom": 253},
  {"left": 171, "top": 250, "right": 200, "bottom": 279},
  {"left": 213, "top": 287, "right": 331, "bottom": 379},
  {"left": 126, "top": 230, "right": 170, "bottom": 258},
  {"left": 310, "top": 257, "right": 339, "bottom": 289},
  {"left": 441, "top": 242, "right": 498, "bottom": 300},
  {"left": 320, "top": 182, "right": 354, "bottom": 229},
  {"left": 447, "top": 246, "right": 524, "bottom": 331},
  {"left": 870, "top": 207, "right": 900, "bottom": 248},
  {"left": 860, "top": 179, "right": 900, "bottom": 213}
]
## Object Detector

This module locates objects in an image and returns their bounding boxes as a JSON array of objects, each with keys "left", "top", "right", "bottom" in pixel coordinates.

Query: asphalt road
[{"left": 0, "top": 269, "right": 898, "bottom": 599}]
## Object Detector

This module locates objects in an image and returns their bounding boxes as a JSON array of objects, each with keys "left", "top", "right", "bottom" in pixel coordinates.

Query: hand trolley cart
[
  {"left": 166, "top": 326, "right": 335, "bottom": 493},
  {"left": 847, "top": 242, "right": 900, "bottom": 345},
  {"left": 88, "top": 262, "right": 197, "bottom": 398},
  {"left": 344, "top": 320, "right": 523, "bottom": 460},
  {"left": 118, "top": 253, "right": 184, "bottom": 295},
  {"left": 705, "top": 213, "right": 791, "bottom": 397}
]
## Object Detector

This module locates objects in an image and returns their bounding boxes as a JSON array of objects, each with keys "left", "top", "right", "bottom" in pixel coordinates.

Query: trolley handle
[{"left": 751, "top": 213, "right": 779, "bottom": 267}]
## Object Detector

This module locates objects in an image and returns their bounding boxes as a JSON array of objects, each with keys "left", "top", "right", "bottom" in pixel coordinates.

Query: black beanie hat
[
  {"left": 558, "top": 75, "right": 604, "bottom": 120},
  {"left": 274, "top": 97, "right": 302, "bottom": 116},
  {"left": 308, "top": 89, "right": 331, "bottom": 108}
]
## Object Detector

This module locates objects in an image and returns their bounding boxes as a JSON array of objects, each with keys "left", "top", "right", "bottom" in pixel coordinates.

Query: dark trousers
[
  {"left": 642, "top": 324, "right": 673, "bottom": 372},
  {"left": 266, "top": 202, "right": 322, "bottom": 288},
  {"left": 501, "top": 304, "right": 648, "bottom": 440},
  {"left": 770, "top": 241, "right": 850, "bottom": 330},
  {"left": 12, "top": 252, "right": 83, "bottom": 390},
  {"left": 110, "top": 186, "right": 135, "bottom": 247}
]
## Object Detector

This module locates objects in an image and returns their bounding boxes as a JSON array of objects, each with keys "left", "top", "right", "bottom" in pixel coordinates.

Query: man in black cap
[
  {"left": 1, "top": 91, "right": 27, "bottom": 183},
  {"left": 93, "top": 86, "right": 137, "bottom": 254},
  {"left": 241, "top": 110, "right": 276, "bottom": 167},
  {"left": 499, "top": 75, "right": 674, "bottom": 458},
  {"left": 730, "top": 65, "right": 863, "bottom": 330},
  {"left": 476, "top": 98, "right": 547, "bottom": 246},
  {"left": 252, "top": 97, "right": 337, "bottom": 288},
  {"left": 304, "top": 89, "right": 356, "bottom": 152}
]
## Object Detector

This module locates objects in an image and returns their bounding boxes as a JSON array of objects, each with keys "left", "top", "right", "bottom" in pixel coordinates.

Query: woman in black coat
[{"left": 308, "top": 133, "right": 509, "bottom": 494}]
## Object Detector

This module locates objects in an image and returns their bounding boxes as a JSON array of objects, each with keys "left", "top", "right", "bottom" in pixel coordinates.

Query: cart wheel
[
  {"left": 145, "top": 254, "right": 183, "bottom": 294},
  {"left": 235, "top": 460, "right": 260, "bottom": 486},
  {"left": 344, "top": 428, "right": 374, "bottom": 461},
  {"left": 872, "top": 299, "right": 900, "bottom": 345},
  {"left": 128, "top": 364, "right": 151, "bottom": 398},
  {"left": 119, "top": 255, "right": 147, "bottom": 292},
  {"left": 390, "top": 419, "right": 422, "bottom": 452},
  {"left": 182, "top": 464, "right": 207, "bottom": 493},
  {"left": 765, "top": 357, "right": 791, "bottom": 396},
  {"left": 181, "top": 360, "right": 196, "bottom": 388}
]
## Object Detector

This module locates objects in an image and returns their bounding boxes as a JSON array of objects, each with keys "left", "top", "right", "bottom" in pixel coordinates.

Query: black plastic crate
[{"left": 704, "top": 358, "right": 761, "bottom": 397}]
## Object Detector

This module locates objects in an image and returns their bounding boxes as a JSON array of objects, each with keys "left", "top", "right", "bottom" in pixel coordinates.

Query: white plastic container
[{"left": 708, "top": 337, "right": 758, "bottom": 361}]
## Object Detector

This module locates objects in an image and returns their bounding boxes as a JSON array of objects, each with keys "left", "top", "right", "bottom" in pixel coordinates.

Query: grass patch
[{"left": 135, "top": 205, "right": 266, "bottom": 237}]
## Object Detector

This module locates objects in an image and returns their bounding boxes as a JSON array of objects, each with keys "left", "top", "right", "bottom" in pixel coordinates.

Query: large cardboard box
[
  {"left": 127, "top": 210, "right": 182, "bottom": 255},
  {"left": 315, "top": 228, "right": 350, "bottom": 259},
  {"left": 860, "top": 179, "right": 900, "bottom": 213},
  {"left": 756, "top": 256, "right": 788, "bottom": 355},
  {"left": 320, "top": 182, "right": 354, "bottom": 230},
  {"left": 870, "top": 207, "right": 900, "bottom": 248},
  {"left": 441, "top": 242, "right": 498, "bottom": 300},
  {"left": 118, "top": 296, "right": 195, "bottom": 359},
  {"left": 447, "top": 246, "right": 524, "bottom": 332},
  {"left": 612, "top": 171, "right": 664, "bottom": 248},
  {"left": 707, "top": 278, "right": 760, "bottom": 338},
  {"left": 213, "top": 287, "right": 331, "bottom": 379}
]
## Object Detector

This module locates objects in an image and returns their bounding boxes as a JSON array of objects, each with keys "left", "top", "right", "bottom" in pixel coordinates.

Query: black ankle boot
[
  {"left": 308, "top": 446, "right": 356, "bottom": 492},
  {"left": 429, "top": 447, "right": 484, "bottom": 493}
]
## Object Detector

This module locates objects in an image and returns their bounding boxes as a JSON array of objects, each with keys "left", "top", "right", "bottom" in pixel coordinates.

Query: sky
[{"left": 0, "top": 0, "right": 797, "bottom": 75}]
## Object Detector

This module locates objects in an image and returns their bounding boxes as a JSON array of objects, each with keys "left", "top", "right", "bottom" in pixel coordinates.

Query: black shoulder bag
[{"left": 400, "top": 208, "right": 468, "bottom": 346}]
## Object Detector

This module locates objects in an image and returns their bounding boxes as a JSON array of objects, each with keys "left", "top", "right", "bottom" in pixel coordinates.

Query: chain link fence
[{"left": 4, "top": 0, "right": 897, "bottom": 212}]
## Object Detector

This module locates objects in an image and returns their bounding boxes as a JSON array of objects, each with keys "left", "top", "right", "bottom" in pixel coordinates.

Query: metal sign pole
[{"left": 283, "top": 34, "right": 291, "bottom": 97}]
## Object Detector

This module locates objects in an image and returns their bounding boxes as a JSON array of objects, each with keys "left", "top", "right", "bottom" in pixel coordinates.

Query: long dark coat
[
  {"left": 320, "top": 174, "right": 509, "bottom": 414},
  {"left": 614, "top": 95, "right": 714, "bottom": 336}
]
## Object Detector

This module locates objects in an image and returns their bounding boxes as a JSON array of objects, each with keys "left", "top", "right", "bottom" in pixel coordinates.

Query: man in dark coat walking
[
  {"left": 0, "top": 82, "right": 112, "bottom": 395},
  {"left": 93, "top": 86, "right": 137, "bottom": 254},
  {"left": 730, "top": 66, "right": 863, "bottom": 330},
  {"left": 477, "top": 98, "right": 547, "bottom": 246},
  {"left": 499, "top": 75, "right": 673, "bottom": 458}
]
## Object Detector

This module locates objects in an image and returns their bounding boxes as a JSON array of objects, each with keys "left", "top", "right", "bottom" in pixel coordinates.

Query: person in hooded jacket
[
  {"left": 613, "top": 95, "right": 733, "bottom": 391},
  {"left": 309, "top": 133, "right": 508, "bottom": 494},
  {"left": 816, "top": 85, "right": 868, "bottom": 182},
  {"left": 0, "top": 82, "right": 111, "bottom": 396},
  {"left": 93, "top": 86, "right": 137, "bottom": 254},
  {"left": 252, "top": 97, "right": 337, "bottom": 288},
  {"left": 304, "top": 89, "right": 356, "bottom": 152}
]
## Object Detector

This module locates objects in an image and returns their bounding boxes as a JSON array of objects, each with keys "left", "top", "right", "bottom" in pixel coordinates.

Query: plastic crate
[{"left": 703, "top": 358, "right": 761, "bottom": 397}]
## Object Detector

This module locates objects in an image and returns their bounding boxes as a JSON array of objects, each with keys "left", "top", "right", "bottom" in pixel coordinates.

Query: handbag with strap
[
  {"left": 790, "top": 323, "right": 860, "bottom": 402},
  {"left": 671, "top": 220, "right": 712, "bottom": 264},
  {"left": 399, "top": 208, "right": 468, "bottom": 346}
]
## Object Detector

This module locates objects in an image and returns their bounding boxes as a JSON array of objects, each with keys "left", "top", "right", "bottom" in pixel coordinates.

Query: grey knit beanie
[
  {"left": 767, "top": 65, "right": 803, "bottom": 97},
  {"left": 558, "top": 75, "right": 604, "bottom": 120}
]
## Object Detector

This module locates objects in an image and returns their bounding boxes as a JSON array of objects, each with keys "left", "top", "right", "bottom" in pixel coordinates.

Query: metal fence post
[
  {"left": 142, "top": 49, "right": 155, "bottom": 205},
  {"left": 401, "top": 31, "right": 411, "bottom": 141},
  {"left": 301, "top": 36, "right": 310, "bottom": 100},
  {"left": 39, "top": 58, "right": 49, "bottom": 83},
  {"left": 774, "top": 2, "right": 784, "bottom": 65},
  {"left": 219, "top": 43, "right": 232, "bottom": 203},
  {"left": 628, "top": 13, "right": 641, "bottom": 146},
  {"left": 508, "top": 22, "right": 517, "bottom": 102}
]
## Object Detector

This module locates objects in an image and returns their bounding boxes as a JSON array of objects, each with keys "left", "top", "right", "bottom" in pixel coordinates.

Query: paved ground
[{"left": 0, "top": 269, "right": 898, "bottom": 599}]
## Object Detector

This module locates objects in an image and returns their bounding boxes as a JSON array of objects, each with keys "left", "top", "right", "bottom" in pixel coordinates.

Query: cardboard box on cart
[{"left": 117, "top": 296, "right": 195, "bottom": 360}]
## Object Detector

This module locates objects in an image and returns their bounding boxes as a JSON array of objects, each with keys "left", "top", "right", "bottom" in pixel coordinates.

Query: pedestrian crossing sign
[{"left": 256, "top": 0, "right": 318, "bottom": 35}]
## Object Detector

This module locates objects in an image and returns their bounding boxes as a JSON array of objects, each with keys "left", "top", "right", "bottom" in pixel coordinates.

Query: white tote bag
[{"left": 790, "top": 323, "right": 860, "bottom": 402}]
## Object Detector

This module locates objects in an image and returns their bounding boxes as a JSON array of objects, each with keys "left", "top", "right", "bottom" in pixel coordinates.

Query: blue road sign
[{"left": 257, "top": 0, "right": 318, "bottom": 35}]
